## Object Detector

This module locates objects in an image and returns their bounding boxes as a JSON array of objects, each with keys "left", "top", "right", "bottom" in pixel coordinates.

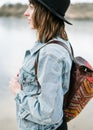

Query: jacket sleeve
[{"left": 15, "top": 53, "right": 62, "bottom": 125}]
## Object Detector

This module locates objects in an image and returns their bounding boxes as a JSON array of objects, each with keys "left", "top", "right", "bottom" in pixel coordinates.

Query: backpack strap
[{"left": 47, "top": 40, "right": 74, "bottom": 60}]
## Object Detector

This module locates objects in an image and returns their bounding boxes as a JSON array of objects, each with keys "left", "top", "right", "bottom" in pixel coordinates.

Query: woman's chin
[{"left": 29, "top": 25, "right": 34, "bottom": 29}]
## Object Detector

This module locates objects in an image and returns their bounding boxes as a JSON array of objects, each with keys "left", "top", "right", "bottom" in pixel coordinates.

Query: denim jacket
[{"left": 15, "top": 37, "right": 72, "bottom": 130}]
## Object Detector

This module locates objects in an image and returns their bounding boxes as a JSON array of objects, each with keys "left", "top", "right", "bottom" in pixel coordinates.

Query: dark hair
[{"left": 29, "top": 0, "right": 68, "bottom": 42}]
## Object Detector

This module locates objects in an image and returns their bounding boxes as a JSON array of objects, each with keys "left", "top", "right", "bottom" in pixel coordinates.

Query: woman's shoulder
[{"left": 40, "top": 37, "right": 71, "bottom": 60}]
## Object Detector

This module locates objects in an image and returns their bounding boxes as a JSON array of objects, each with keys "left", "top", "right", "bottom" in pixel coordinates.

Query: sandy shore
[
  {"left": 0, "top": 118, "right": 17, "bottom": 130},
  {"left": 0, "top": 90, "right": 18, "bottom": 130}
]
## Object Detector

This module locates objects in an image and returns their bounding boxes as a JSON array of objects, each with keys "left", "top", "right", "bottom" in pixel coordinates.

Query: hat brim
[{"left": 37, "top": 0, "right": 72, "bottom": 25}]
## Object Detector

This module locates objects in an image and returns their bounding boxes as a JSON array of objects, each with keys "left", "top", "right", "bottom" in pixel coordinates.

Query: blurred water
[
  {"left": 0, "top": 17, "right": 93, "bottom": 130},
  {"left": 0, "top": 17, "right": 36, "bottom": 91}
]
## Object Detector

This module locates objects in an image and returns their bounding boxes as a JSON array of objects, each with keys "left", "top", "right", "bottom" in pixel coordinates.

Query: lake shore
[{"left": 0, "top": 3, "right": 93, "bottom": 20}]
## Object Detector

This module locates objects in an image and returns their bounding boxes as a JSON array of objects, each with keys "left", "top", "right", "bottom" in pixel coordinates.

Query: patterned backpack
[{"left": 34, "top": 40, "right": 93, "bottom": 122}]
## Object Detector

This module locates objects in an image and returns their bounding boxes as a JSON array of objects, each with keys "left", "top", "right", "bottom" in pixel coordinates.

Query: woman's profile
[{"left": 9, "top": 0, "right": 72, "bottom": 130}]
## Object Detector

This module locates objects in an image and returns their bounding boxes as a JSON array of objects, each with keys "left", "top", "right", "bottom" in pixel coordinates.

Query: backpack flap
[
  {"left": 64, "top": 56, "right": 93, "bottom": 122},
  {"left": 75, "top": 56, "right": 93, "bottom": 72}
]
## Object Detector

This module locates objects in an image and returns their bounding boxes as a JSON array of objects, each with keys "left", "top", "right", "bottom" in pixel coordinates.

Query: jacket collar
[
  {"left": 26, "top": 37, "right": 69, "bottom": 57},
  {"left": 30, "top": 41, "right": 46, "bottom": 56}
]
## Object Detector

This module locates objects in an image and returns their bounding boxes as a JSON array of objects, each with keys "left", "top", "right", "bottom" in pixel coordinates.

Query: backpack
[{"left": 34, "top": 40, "right": 93, "bottom": 122}]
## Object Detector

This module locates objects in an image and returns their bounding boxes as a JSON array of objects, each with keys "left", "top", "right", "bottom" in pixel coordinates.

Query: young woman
[{"left": 9, "top": 0, "right": 72, "bottom": 130}]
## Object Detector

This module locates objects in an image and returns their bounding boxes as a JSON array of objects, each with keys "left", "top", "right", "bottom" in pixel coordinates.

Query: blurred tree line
[
  {"left": 0, "top": 3, "right": 93, "bottom": 19},
  {"left": 0, "top": 3, "right": 27, "bottom": 17}
]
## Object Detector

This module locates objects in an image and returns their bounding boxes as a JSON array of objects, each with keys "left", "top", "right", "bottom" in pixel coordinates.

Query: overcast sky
[{"left": 0, "top": 0, "right": 93, "bottom": 6}]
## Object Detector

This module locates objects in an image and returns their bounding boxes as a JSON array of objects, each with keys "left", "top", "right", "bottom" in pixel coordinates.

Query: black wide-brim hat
[{"left": 35, "top": 0, "right": 72, "bottom": 25}]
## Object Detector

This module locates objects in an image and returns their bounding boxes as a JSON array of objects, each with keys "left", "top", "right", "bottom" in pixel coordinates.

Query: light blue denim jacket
[{"left": 15, "top": 37, "right": 72, "bottom": 130}]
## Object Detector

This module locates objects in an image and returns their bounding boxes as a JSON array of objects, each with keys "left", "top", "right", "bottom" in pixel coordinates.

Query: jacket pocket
[{"left": 20, "top": 68, "right": 36, "bottom": 92}]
